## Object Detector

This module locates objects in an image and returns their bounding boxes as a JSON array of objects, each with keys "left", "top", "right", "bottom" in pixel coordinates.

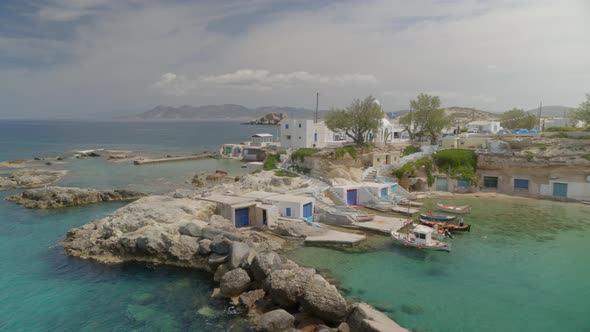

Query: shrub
[
  {"left": 263, "top": 153, "right": 280, "bottom": 170},
  {"left": 335, "top": 146, "right": 357, "bottom": 159},
  {"left": 545, "top": 126, "right": 583, "bottom": 132},
  {"left": 432, "top": 149, "right": 479, "bottom": 185},
  {"left": 402, "top": 145, "right": 421, "bottom": 156},
  {"left": 582, "top": 154, "right": 590, "bottom": 161},
  {"left": 291, "top": 148, "right": 319, "bottom": 163},
  {"left": 392, "top": 157, "right": 434, "bottom": 186}
]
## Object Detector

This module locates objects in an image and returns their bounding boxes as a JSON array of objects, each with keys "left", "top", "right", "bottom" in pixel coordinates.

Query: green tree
[
  {"left": 500, "top": 108, "right": 538, "bottom": 130},
  {"left": 399, "top": 93, "right": 449, "bottom": 144},
  {"left": 325, "top": 95, "right": 384, "bottom": 145},
  {"left": 572, "top": 94, "right": 590, "bottom": 126}
]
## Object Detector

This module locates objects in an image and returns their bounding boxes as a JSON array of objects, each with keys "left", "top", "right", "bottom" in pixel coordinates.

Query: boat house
[
  {"left": 240, "top": 191, "right": 315, "bottom": 221},
  {"left": 197, "top": 194, "right": 278, "bottom": 228},
  {"left": 250, "top": 133, "right": 274, "bottom": 146}
]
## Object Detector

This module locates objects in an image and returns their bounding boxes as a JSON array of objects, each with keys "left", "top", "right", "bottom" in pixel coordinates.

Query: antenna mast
[
  {"left": 538, "top": 101, "right": 543, "bottom": 132},
  {"left": 315, "top": 92, "right": 319, "bottom": 123}
]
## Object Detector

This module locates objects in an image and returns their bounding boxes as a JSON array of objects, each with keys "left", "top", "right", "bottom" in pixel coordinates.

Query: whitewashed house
[
  {"left": 279, "top": 119, "right": 336, "bottom": 149},
  {"left": 370, "top": 118, "right": 406, "bottom": 143},
  {"left": 465, "top": 120, "right": 502, "bottom": 134},
  {"left": 239, "top": 191, "right": 315, "bottom": 221}
]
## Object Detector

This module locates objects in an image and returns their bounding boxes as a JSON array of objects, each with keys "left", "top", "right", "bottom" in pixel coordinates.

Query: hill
[
  {"left": 132, "top": 105, "right": 328, "bottom": 121},
  {"left": 526, "top": 105, "right": 574, "bottom": 118},
  {"left": 443, "top": 107, "right": 499, "bottom": 124}
]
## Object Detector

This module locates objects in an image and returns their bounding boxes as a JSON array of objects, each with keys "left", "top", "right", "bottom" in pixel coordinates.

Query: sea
[{"left": 1, "top": 120, "right": 589, "bottom": 332}]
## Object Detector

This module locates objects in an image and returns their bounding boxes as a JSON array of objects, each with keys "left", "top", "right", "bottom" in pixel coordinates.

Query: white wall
[
  {"left": 540, "top": 181, "right": 590, "bottom": 200},
  {"left": 274, "top": 200, "right": 312, "bottom": 219},
  {"left": 279, "top": 119, "right": 333, "bottom": 149}
]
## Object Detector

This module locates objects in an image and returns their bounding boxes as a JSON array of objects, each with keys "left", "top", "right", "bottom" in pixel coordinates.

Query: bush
[
  {"left": 432, "top": 149, "right": 478, "bottom": 185},
  {"left": 392, "top": 157, "right": 434, "bottom": 186},
  {"left": 335, "top": 146, "right": 357, "bottom": 159},
  {"left": 402, "top": 145, "right": 421, "bottom": 156},
  {"left": 263, "top": 153, "right": 280, "bottom": 170},
  {"left": 545, "top": 126, "right": 583, "bottom": 132},
  {"left": 291, "top": 148, "right": 319, "bottom": 163}
]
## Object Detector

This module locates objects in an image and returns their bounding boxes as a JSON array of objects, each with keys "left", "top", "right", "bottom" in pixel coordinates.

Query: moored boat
[
  {"left": 419, "top": 212, "right": 457, "bottom": 222},
  {"left": 356, "top": 213, "right": 376, "bottom": 222},
  {"left": 419, "top": 217, "right": 471, "bottom": 232},
  {"left": 390, "top": 225, "right": 451, "bottom": 252},
  {"left": 436, "top": 203, "right": 471, "bottom": 214}
]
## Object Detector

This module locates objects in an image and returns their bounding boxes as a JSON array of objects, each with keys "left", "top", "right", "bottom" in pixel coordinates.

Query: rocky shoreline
[
  {"left": 0, "top": 169, "right": 67, "bottom": 190},
  {"left": 5, "top": 186, "right": 145, "bottom": 209},
  {"left": 63, "top": 193, "right": 407, "bottom": 331}
]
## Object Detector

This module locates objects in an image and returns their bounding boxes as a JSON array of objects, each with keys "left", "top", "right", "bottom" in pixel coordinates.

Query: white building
[
  {"left": 239, "top": 191, "right": 315, "bottom": 220},
  {"left": 465, "top": 120, "right": 502, "bottom": 134},
  {"left": 279, "top": 119, "right": 335, "bottom": 149},
  {"left": 369, "top": 118, "right": 406, "bottom": 144},
  {"left": 250, "top": 133, "right": 274, "bottom": 146}
]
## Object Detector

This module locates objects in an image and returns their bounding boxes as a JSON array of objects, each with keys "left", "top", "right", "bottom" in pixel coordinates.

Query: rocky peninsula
[
  {"left": 0, "top": 169, "right": 67, "bottom": 190},
  {"left": 63, "top": 183, "right": 407, "bottom": 331},
  {"left": 5, "top": 186, "right": 145, "bottom": 209}
]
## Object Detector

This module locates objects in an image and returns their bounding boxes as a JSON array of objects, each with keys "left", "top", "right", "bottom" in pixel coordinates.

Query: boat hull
[
  {"left": 436, "top": 203, "right": 471, "bottom": 214},
  {"left": 419, "top": 218, "right": 471, "bottom": 232},
  {"left": 419, "top": 213, "right": 457, "bottom": 222},
  {"left": 390, "top": 232, "right": 451, "bottom": 252}
]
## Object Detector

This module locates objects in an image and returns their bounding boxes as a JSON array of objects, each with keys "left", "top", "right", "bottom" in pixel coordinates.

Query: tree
[
  {"left": 572, "top": 94, "right": 590, "bottom": 126},
  {"left": 500, "top": 108, "right": 538, "bottom": 130},
  {"left": 399, "top": 93, "right": 449, "bottom": 144},
  {"left": 325, "top": 95, "right": 384, "bottom": 145}
]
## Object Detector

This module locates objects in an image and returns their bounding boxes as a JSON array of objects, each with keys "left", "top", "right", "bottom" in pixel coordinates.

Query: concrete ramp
[{"left": 305, "top": 230, "right": 366, "bottom": 246}]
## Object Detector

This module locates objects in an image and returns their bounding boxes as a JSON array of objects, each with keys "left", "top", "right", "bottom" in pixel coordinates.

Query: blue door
[
  {"left": 234, "top": 208, "right": 250, "bottom": 227},
  {"left": 314, "top": 133, "right": 318, "bottom": 142},
  {"left": 436, "top": 177, "right": 448, "bottom": 191},
  {"left": 285, "top": 207, "right": 291, "bottom": 217},
  {"left": 347, "top": 189, "right": 358, "bottom": 205},
  {"left": 303, "top": 203, "right": 313, "bottom": 218},
  {"left": 553, "top": 182, "right": 568, "bottom": 197},
  {"left": 380, "top": 188, "right": 388, "bottom": 199}
]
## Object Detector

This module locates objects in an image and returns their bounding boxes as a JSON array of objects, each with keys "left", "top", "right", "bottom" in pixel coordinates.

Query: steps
[{"left": 363, "top": 167, "right": 378, "bottom": 182}]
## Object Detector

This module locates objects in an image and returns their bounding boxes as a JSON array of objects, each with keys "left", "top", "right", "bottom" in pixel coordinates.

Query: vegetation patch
[
  {"left": 582, "top": 154, "right": 590, "bottom": 161},
  {"left": 392, "top": 157, "right": 434, "bottom": 186},
  {"left": 335, "top": 146, "right": 357, "bottom": 159},
  {"left": 545, "top": 126, "right": 583, "bottom": 132},
  {"left": 402, "top": 145, "right": 421, "bottom": 156},
  {"left": 291, "top": 148, "right": 319, "bottom": 163},
  {"left": 274, "top": 170, "right": 298, "bottom": 177},
  {"left": 263, "top": 153, "right": 280, "bottom": 170},
  {"left": 432, "top": 149, "right": 478, "bottom": 184}
]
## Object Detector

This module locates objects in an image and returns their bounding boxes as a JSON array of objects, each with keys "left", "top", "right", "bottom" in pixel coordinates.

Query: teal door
[
  {"left": 380, "top": 188, "right": 388, "bottom": 199},
  {"left": 436, "top": 177, "right": 448, "bottom": 191},
  {"left": 553, "top": 182, "right": 568, "bottom": 198}
]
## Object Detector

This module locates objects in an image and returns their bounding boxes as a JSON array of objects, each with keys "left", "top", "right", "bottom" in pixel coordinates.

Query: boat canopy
[{"left": 413, "top": 225, "right": 434, "bottom": 234}]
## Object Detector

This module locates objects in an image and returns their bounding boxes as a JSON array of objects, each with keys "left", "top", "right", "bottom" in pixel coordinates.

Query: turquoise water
[
  {"left": 288, "top": 197, "right": 590, "bottom": 332},
  {"left": 0, "top": 120, "right": 265, "bottom": 331}
]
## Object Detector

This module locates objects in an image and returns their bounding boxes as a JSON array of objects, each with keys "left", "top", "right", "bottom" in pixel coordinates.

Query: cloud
[
  {"left": 36, "top": 0, "right": 118, "bottom": 21},
  {"left": 153, "top": 69, "right": 378, "bottom": 95}
]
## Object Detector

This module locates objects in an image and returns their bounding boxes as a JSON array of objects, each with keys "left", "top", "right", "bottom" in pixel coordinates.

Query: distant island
[
  {"left": 241, "top": 112, "right": 287, "bottom": 125},
  {"left": 130, "top": 104, "right": 329, "bottom": 121}
]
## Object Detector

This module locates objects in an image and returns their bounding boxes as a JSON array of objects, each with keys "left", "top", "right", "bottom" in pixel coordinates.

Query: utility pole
[
  {"left": 315, "top": 92, "right": 319, "bottom": 124},
  {"left": 538, "top": 101, "right": 543, "bottom": 132}
]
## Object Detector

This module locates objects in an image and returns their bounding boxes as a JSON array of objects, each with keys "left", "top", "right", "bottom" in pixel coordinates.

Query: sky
[{"left": 1, "top": 0, "right": 589, "bottom": 118}]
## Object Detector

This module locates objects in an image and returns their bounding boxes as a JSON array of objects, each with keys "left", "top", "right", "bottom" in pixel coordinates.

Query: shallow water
[
  {"left": 288, "top": 196, "right": 590, "bottom": 332},
  {"left": 0, "top": 120, "right": 264, "bottom": 331}
]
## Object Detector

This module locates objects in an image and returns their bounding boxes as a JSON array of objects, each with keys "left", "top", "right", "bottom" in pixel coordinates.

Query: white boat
[
  {"left": 390, "top": 224, "right": 451, "bottom": 252},
  {"left": 436, "top": 203, "right": 471, "bottom": 214}
]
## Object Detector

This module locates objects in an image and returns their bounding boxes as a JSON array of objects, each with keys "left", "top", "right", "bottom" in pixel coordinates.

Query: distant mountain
[
  {"left": 132, "top": 104, "right": 329, "bottom": 120},
  {"left": 526, "top": 105, "right": 574, "bottom": 118}
]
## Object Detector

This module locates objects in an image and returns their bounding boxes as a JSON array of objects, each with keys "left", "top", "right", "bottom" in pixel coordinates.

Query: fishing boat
[
  {"left": 419, "top": 217, "right": 471, "bottom": 232},
  {"left": 419, "top": 212, "right": 457, "bottom": 222},
  {"left": 390, "top": 225, "right": 451, "bottom": 252},
  {"left": 436, "top": 203, "right": 471, "bottom": 214}
]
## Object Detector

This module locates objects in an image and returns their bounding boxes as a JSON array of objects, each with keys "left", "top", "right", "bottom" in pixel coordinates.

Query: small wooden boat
[
  {"left": 419, "top": 213, "right": 457, "bottom": 222},
  {"left": 390, "top": 225, "right": 451, "bottom": 252},
  {"left": 356, "top": 213, "right": 376, "bottom": 222},
  {"left": 436, "top": 203, "right": 471, "bottom": 214},
  {"left": 419, "top": 218, "right": 471, "bottom": 232}
]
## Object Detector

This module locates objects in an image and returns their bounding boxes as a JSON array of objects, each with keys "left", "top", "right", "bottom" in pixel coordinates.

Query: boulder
[
  {"left": 178, "top": 223, "right": 203, "bottom": 238},
  {"left": 213, "top": 264, "right": 230, "bottom": 282},
  {"left": 167, "top": 235, "right": 199, "bottom": 261},
  {"left": 228, "top": 241, "right": 250, "bottom": 270},
  {"left": 208, "top": 254, "right": 228, "bottom": 269},
  {"left": 197, "top": 239, "right": 212, "bottom": 255},
  {"left": 257, "top": 309, "right": 295, "bottom": 332},
  {"left": 5, "top": 186, "right": 144, "bottom": 208},
  {"left": 301, "top": 274, "right": 348, "bottom": 323},
  {"left": 210, "top": 236, "right": 232, "bottom": 255},
  {"left": 346, "top": 303, "right": 409, "bottom": 332},
  {"left": 135, "top": 236, "right": 165, "bottom": 256},
  {"left": 264, "top": 267, "right": 315, "bottom": 309},
  {"left": 220, "top": 268, "right": 251, "bottom": 297},
  {"left": 251, "top": 250, "right": 283, "bottom": 282},
  {"left": 238, "top": 289, "right": 265, "bottom": 307}
]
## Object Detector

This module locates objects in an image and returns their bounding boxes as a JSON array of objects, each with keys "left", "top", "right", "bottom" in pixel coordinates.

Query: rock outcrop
[
  {"left": 0, "top": 169, "right": 67, "bottom": 190},
  {"left": 62, "top": 191, "right": 405, "bottom": 330},
  {"left": 5, "top": 186, "right": 145, "bottom": 208},
  {"left": 346, "top": 303, "right": 409, "bottom": 332}
]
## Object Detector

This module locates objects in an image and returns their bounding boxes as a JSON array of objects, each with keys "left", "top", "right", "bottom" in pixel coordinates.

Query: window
[
  {"left": 285, "top": 124, "right": 289, "bottom": 129},
  {"left": 414, "top": 233, "right": 426, "bottom": 239},
  {"left": 298, "top": 136, "right": 301, "bottom": 139},
  {"left": 286, "top": 207, "right": 291, "bottom": 217},
  {"left": 514, "top": 179, "right": 529, "bottom": 190},
  {"left": 286, "top": 135, "right": 291, "bottom": 140},
  {"left": 483, "top": 176, "right": 498, "bottom": 188},
  {"left": 298, "top": 124, "right": 301, "bottom": 128}
]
